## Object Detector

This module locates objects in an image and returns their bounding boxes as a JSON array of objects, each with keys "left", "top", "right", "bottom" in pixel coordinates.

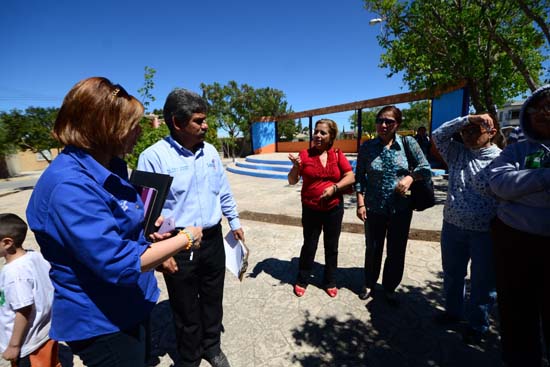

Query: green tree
[
  {"left": 137, "top": 66, "right": 157, "bottom": 112},
  {"left": 200, "top": 81, "right": 294, "bottom": 158},
  {"left": 126, "top": 118, "right": 169, "bottom": 169},
  {"left": 348, "top": 109, "right": 378, "bottom": 135},
  {"left": 0, "top": 110, "right": 23, "bottom": 157},
  {"left": 19, "top": 107, "right": 60, "bottom": 161},
  {"left": 205, "top": 123, "right": 221, "bottom": 152},
  {"left": 363, "top": 0, "right": 548, "bottom": 113},
  {"left": 401, "top": 101, "right": 430, "bottom": 132},
  {"left": 0, "top": 112, "right": 19, "bottom": 178},
  {"left": 0, "top": 107, "right": 60, "bottom": 163},
  {"left": 278, "top": 118, "right": 300, "bottom": 142},
  {"left": 348, "top": 101, "right": 429, "bottom": 135}
]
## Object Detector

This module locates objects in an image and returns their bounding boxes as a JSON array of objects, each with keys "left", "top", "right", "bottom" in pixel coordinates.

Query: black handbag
[{"left": 401, "top": 136, "right": 435, "bottom": 211}]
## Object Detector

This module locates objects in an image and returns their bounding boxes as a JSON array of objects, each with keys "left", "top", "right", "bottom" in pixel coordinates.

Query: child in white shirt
[{"left": 0, "top": 213, "right": 59, "bottom": 367}]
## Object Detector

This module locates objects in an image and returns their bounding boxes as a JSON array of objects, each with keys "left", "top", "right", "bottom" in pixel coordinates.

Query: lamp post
[
  {"left": 369, "top": 17, "right": 386, "bottom": 35},
  {"left": 369, "top": 18, "right": 383, "bottom": 25}
]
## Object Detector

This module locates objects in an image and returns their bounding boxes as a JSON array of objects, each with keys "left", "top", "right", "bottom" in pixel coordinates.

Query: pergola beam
[{"left": 258, "top": 81, "right": 467, "bottom": 121}]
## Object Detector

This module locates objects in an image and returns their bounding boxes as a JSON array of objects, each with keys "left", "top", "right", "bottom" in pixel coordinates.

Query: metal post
[
  {"left": 275, "top": 119, "right": 279, "bottom": 152},
  {"left": 308, "top": 116, "right": 313, "bottom": 148},
  {"left": 357, "top": 109, "right": 363, "bottom": 152}
]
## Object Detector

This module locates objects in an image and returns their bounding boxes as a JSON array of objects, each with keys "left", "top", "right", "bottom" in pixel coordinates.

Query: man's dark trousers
[{"left": 164, "top": 223, "right": 225, "bottom": 367}]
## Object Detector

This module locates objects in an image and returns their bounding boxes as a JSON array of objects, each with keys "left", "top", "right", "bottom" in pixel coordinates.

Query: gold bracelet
[{"left": 179, "top": 229, "right": 194, "bottom": 251}]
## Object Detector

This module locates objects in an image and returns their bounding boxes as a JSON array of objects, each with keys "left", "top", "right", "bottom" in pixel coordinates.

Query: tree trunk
[
  {"left": 0, "top": 155, "right": 9, "bottom": 179},
  {"left": 518, "top": 0, "right": 550, "bottom": 48},
  {"left": 467, "top": 81, "right": 485, "bottom": 113},
  {"left": 492, "top": 32, "right": 539, "bottom": 91}
]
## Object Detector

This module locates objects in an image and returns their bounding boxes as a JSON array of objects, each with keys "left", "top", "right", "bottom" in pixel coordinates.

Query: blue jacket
[
  {"left": 489, "top": 84, "right": 550, "bottom": 236},
  {"left": 26, "top": 146, "right": 159, "bottom": 341}
]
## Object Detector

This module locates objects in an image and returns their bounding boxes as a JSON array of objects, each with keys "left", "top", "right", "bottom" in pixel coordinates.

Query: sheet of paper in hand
[{"left": 223, "top": 231, "right": 249, "bottom": 281}]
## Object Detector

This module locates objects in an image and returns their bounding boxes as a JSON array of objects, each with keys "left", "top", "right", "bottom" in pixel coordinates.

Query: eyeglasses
[{"left": 375, "top": 117, "right": 397, "bottom": 126}]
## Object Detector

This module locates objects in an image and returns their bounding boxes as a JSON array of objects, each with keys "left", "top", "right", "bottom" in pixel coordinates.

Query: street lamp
[
  {"left": 369, "top": 18, "right": 384, "bottom": 25},
  {"left": 369, "top": 17, "right": 386, "bottom": 35}
]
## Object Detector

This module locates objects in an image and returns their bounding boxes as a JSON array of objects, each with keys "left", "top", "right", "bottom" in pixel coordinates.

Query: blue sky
[{"left": 1, "top": 0, "right": 408, "bottom": 132}]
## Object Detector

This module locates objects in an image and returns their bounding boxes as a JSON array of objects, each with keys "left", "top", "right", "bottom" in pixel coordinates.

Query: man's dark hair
[
  {"left": 163, "top": 88, "right": 208, "bottom": 135},
  {"left": 0, "top": 213, "right": 28, "bottom": 247}
]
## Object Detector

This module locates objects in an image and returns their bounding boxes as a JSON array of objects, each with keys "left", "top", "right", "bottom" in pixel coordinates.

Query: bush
[{"left": 126, "top": 118, "right": 222, "bottom": 169}]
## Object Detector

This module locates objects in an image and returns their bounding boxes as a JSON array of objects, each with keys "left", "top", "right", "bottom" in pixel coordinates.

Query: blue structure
[
  {"left": 251, "top": 121, "right": 276, "bottom": 154},
  {"left": 431, "top": 87, "right": 469, "bottom": 132}
]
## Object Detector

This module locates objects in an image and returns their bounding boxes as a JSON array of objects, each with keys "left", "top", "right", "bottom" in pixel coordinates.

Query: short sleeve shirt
[{"left": 299, "top": 148, "right": 352, "bottom": 211}]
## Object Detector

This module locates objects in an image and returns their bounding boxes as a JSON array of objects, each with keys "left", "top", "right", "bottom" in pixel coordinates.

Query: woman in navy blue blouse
[
  {"left": 355, "top": 106, "right": 431, "bottom": 304},
  {"left": 26, "top": 77, "right": 202, "bottom": 367}
]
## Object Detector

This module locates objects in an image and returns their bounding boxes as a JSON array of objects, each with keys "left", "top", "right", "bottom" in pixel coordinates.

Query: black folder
[{"left": 129, "top": 170, "right": 173, "bottom": 236}]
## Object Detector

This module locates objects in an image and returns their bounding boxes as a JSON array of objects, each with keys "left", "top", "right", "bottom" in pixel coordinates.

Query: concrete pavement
[{"left": 0, "top": 164, "right": 503, "bottom": 367}]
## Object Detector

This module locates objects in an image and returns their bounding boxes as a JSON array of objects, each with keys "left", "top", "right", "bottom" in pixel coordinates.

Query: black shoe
[
  {"left": 358, "top": 287, "right": 373, "bottom": 300},
  {"left": 204, "top": 350, "right": 231, "bottom": 367},
  {"left": 384, "top": 291, "right": 400, "bottom": 306},
  {"left": 433, "top": 311, "right": 462, "bottom": 326},
  {"left": 462, "top": 327, "right": 485, "bottom": 346}
]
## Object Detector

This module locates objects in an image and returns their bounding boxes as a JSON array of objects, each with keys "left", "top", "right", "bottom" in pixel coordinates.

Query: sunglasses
[{"left": 375, "top": 117, "right": 397, "bottom": 125}]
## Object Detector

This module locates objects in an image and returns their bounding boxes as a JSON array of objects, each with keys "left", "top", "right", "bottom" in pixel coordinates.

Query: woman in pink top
[{"left": 287, "top": 119, "right": 355, "bottom": 298}]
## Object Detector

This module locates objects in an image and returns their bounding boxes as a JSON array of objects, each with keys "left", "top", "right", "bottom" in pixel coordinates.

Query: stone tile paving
[{"left": 0, "top": 171, "right": 504, "bottom": 367}]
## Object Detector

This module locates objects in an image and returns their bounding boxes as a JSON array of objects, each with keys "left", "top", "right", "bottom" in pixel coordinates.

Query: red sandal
[
  {"left": 325, "top": 287, "right": 338, "bottom": 298},
  {"left": 294, "top": 284, "right": 306, "bottom": 297}
]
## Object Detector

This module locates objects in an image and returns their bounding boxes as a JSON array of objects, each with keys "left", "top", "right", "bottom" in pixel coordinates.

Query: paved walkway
[{"left": 0, "top": 167, "right": 503, "bottom": 367}]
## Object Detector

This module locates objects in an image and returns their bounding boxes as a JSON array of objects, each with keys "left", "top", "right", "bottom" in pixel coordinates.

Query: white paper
[{"left": 223, "top": 231, "right": 248, "bottom": 280}]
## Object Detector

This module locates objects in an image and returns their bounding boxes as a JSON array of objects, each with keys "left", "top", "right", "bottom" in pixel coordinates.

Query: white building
[{"left": 498, "top": 101, "right": 523, "bottom": 128}]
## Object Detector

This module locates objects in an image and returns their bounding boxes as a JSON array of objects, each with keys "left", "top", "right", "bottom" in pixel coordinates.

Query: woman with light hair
[
  {"left": 288, "top": 119, "right": 355, "bottom": 298},
  {"left": 26, "top": 77, "right": 202, "bottom": 367}
]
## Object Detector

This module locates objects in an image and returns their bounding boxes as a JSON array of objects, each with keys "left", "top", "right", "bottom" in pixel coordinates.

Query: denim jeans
[{"left": 440, "top": 221, "right": 496, "bottom": 332}]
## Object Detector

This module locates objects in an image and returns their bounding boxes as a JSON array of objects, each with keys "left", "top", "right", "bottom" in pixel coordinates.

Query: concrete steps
[
  {"left": 225, "top": 153, "right": 358, "bottom": 180},
  {"left": 226, "top": 156, "right": 291, "bottom": 180},
  {"left": 224, "top": 153, "right": 443, "bottom": 180}
]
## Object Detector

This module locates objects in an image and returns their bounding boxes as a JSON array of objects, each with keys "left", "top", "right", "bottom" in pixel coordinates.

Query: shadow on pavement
[
  {"left": 250, "top": 258, "right": 502, "bottom": 367},
  {"left": 289, "top": 277, "right": 502, "bottom": 367}
]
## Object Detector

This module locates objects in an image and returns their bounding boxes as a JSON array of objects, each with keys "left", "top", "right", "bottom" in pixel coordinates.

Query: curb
[{"left": 239, "top": 210, "right": 441, "bottom": 242}]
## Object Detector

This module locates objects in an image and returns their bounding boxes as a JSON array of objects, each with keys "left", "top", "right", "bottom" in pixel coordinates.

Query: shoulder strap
[{"left": 401, "top": 136, "right": 414, "bottom": 172}]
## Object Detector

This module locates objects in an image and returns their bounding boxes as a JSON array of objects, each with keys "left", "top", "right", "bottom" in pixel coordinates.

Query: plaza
[{"left": 0, "top": 163, "right": 502, "bottom": 367}]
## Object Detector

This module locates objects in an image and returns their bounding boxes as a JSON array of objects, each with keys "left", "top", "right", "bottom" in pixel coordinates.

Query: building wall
[
  {"left": 277, "top": 138, "right": 372, "bottom": 153},
  {"left": 498, "top": 101, "right": 523, "bottom": 128},
  {"left": 16, "top": 149, "right": 59, "bottom": 172}
]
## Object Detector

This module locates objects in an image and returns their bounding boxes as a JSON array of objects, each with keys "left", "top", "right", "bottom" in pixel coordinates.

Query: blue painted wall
[
  {"left": 431, "top": 88, "right": 469, "bottom": 133},
  {"left": 251, "top": 121, "right": 276, "bottom": 152}
]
